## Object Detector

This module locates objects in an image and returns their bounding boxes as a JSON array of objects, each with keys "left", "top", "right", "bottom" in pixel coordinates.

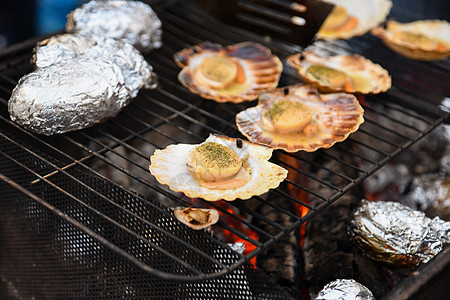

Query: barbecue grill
[{"left": 0, "top": 0, "right": 449, "bottom": 299}]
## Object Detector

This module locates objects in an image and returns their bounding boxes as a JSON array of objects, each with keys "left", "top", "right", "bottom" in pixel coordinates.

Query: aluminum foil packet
[
  {"left": 349, "top": 200, "right": 450, "bottom": 269},
  {"left": 66, "top": 0, "right": 162, "bottom": 53},
  {"left": 31, "top": 33, "right": 96, "bottom": 69},
  {"left": 228, "top": 242, "right": 246, "bottom": 254},
  {"left": 314, "top": 279, "right": 374, "bottom": 300},
  {"left": 9, "top": 35, "right": 157, "bottom": 135},
  {"left": 32, "top": 33, "right": 158, "bottom": 96},
  {"left": 402, "top": 174, "right": 450, "bottom": 221}
]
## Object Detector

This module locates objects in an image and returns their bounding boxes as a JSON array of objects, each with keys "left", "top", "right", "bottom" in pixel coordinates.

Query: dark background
[
  {"left": 0, "top": 0, "right": 449, "bottom": 50},
  {"left": 0, "top": 0, "right": 83, "bottom": 49}
]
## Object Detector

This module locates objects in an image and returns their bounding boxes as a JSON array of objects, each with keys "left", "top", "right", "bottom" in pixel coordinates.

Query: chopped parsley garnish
[{"left": 195, "top": 142, "right": 240, "bottom": 168}]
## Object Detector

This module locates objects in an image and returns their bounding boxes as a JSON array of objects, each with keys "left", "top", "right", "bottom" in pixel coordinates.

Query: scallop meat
[
  {"left": 149, "top": 134, "right": 288, "bottom": 201},
  {"left": 236, "top": 84, "right": 364, "bottom": 152},
  {"left": 287, "top": 51, "right": 391, "bottom": 94},
  {"left": 174, "top": 207, "right": 219, "bottom": 230},
  {"left": 371, "top": 20, "right": 450, "bottom": 60},
  {"left": 174, "top": 41, "right": 282, "bottom": 103},
  {"left": 316, "top": 0, "right": 392, "bottom": 40}
]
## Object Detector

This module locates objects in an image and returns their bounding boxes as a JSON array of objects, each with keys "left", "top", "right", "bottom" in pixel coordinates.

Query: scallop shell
[
  {"left": 287, "top": 51, "right": 391, "bottom": 94},
  {"left": 174, "top": 41, "right": 282, "bottom": 103},
  {"left": 371, "top": 20, "right": 450, "bottom": 61},
  {"left": 173, "top": 207, "right": 219, "bottom": 230},
  {"left": 316, "top": 0, "right": 392, "bottom": 40},
  {"left": 149, "top": 134, "right": 288, "bottom": 201},
  {"left": 236, "top": 84, "right": 364, "bottom": 152}
]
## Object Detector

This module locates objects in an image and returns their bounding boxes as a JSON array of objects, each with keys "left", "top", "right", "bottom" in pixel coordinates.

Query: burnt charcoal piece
[
  {"left": 254, "top": 194, "right": 301, "bottom": 296},
  {"left": 302, "top": 151, "right": 390, "bottom": 299}
]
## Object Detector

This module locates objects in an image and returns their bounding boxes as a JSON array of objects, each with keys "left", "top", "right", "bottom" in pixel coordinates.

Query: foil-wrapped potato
[
  {"left": 31, "top": 33, "right": 97, "bottom": 69},
  {"left": 349, "top": 200, "right": 450, "bottom": 269},
  {"left": 315, "top": 279, "right": 374, "bottom": 300},
  {"left": 66, "top": 0, "right": 162, "bottom": 53},
  {"left": 32, "top": 34, "right": 158, "bottom": 98},
  {"left": 9, "top": 36, "right": 157, "bottom": 135}
]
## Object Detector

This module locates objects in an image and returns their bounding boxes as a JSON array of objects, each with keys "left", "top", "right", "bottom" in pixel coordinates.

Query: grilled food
[
  {"left": 66, "top": 0, "right": 162, "bottom": 53},
  {"left": 287, "top": 51, "right": 391, "bottom": 94},
  {"left": 316, "top": 0, "right": 392, "bottom": 40},
  {"left": 9, "top": 37, "right": 157, "bottom": 135},
  {"left": 149, "top": 134, "right": 288, "bottom": 201},
  {"left": 174, "top": 207, "right": 219, "bottom": 230},
  {"left": 236, "top": 84, "right": 364, "bottom": 152},
  {"left": 174, "top": 41, "right": 282, "bottom": 103},
  {"left": 349, "top": 200, "right": 450, "bottom": 269},
  {"left": 372, "top": 20, "right": 450, "bottom": 60}
]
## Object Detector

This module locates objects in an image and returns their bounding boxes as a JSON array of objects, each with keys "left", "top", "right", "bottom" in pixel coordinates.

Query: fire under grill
[{"left": 0, "top": 0, "right": 449, "bottom": 299}]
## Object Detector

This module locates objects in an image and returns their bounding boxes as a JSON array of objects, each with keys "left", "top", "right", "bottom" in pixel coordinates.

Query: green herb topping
[
  {"left": 264, "top": 100, "right": 306, "bottom": 121},
  {"left": 306, "top": 64, "right": 347, "bottom": 84},
  {"left": 194, "top": 142, "right": 240, "bottom": 168}
]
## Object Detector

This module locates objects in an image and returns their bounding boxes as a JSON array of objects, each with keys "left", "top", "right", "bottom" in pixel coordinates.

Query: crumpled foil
[
  {"left": 349, "top": 200, "right": 450, "bottom": 269},
  {"left": 314, "top": 279, "right": 374, "bottom": 300},
  {"left": 402, "top": 174, "right": 450, "bottom": 220},
  {"left": 31, "top": 33, "right": 97, "bottom": 69},
  {"left": 228, "top": 242, "right": 246, "bottom": 254},
  {"left": 66, "top": 0, "right": 162, "bottom": 53},
  {"left": 32, "top": 33, "right": 158, "bottom": 96},
  {"left": 9, "top": 35, "right": 157, "bottom": 135}
]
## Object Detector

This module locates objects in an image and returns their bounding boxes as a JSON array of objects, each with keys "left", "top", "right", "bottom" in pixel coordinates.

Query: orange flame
[
  {"left": 278, "top": 153, "right": 310, "bottom": 248},
  {"left": 215, "top": 201, "right": 258, "bottom": 265}
]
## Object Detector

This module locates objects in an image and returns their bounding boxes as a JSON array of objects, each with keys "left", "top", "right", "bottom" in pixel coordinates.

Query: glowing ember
[
  {"left": 215, "top": 201, "right": 258, "bottom": 265},
  {"left": 278, "top": 152, "right": 310, "bottom": 248}
]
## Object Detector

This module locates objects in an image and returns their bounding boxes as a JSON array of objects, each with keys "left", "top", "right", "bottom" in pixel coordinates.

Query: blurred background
[
  {"left": 0, "top": 0, "right": 448, "bottom": 50},
  {"left": 0, "top": 0, "right": 83, "bottom": 49}
]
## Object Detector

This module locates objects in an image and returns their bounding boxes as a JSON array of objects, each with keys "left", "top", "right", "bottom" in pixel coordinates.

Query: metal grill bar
[
  {"left": 0, "top": 133, "right": 230, "bottom": 274},
  {"left": 0, "top": 0, "right": 448, "bottom": 283}
]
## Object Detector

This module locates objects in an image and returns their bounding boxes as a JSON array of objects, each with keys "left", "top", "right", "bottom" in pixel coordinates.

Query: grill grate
[{"left": 0, "top": 0, "right": 449, "bottom": 298}]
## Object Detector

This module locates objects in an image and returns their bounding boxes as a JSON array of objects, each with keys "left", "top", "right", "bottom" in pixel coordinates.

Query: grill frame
[{"left": 0, "top": 0, "right": 449, "bottom": 294}]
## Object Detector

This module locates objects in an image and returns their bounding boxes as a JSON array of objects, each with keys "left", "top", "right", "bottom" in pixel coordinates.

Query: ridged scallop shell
[
  {"left": 173, "top": 207, "right": 219, "bottom": 230},
  {"left": 236, "top": 84, "right": 364, "bottom": 152},
  {"left": 316, "top": 0, "right": 392, "bottom": 40},
  {"left": 371, "top": 20, "right": 450, "bottom": 61},
  {"left": 287, "top": 51, "right": 391, "bottom": 94},
  {"left": 149, "top": 134, "right": 288, "bottom": 201},
  {"left": 174, "top": 41, "right": 282, "bottom": 103}
]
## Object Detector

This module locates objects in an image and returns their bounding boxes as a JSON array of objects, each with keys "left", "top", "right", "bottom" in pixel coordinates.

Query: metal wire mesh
[{"left": 0, "top": 0, "right": 449, "bottom": 298}]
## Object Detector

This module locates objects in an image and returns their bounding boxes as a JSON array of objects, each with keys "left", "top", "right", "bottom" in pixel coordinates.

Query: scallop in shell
[
  {"left": 371, "top": 20, "right": 450, "bottom": 61},
  {"left": 236, "top": 84, "right": 364, "bottom": 152},
  {"left": 287, "top": 51, "right": 391, "bottom": 94},
  {"left": 174, "top": 207, "right": 219, "bottom": 230},
  {"left": 174, "top": 41, "right": 282, "bottom": 103},
  {"left": 316, "top": 0, "right": 392, "bottom": 40},
  {"left": 149, "top": 134, "right": 288, "bottom": 201}
]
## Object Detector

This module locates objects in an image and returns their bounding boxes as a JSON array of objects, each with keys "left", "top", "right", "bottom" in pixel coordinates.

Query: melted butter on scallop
[
  {"left": 371, "top": 20, "right": 450, "bottom": 60},
  {"left": 315, "top": 0, "right": 392, "bottom": 40},
  {"left": 236, "top": 84, "right": 364, "bottom": 152},
  {"left": 305, "top": 65, "right": 353, "bottom": 91},
  {"left": 287, "top": 51, "right": 391, "bottom": 94},
  {"left": 186, "top": 142, "right": 250, "bottom": 190},
  {"left": 149, "top": 134, "right": 288, "bottom": 201},
  {"left": 392, "top": 31, "right": 447, "bottom": 51},
  {"left": 261, "top": 99, "right": 318, "bottom": 136},
  {"left": 318, "top": 6, "right": 358, "bottom": 36},
  {"left": 195, "top": 55, "right": 238, "bottom": 89},
  {"left": 174, "top": 41, "right": 282, "bottom": 103}
]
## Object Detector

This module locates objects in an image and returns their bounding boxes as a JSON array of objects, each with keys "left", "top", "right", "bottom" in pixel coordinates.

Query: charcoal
[{"left": 302, "top": 150, "right": 390, "bottom": 298}]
